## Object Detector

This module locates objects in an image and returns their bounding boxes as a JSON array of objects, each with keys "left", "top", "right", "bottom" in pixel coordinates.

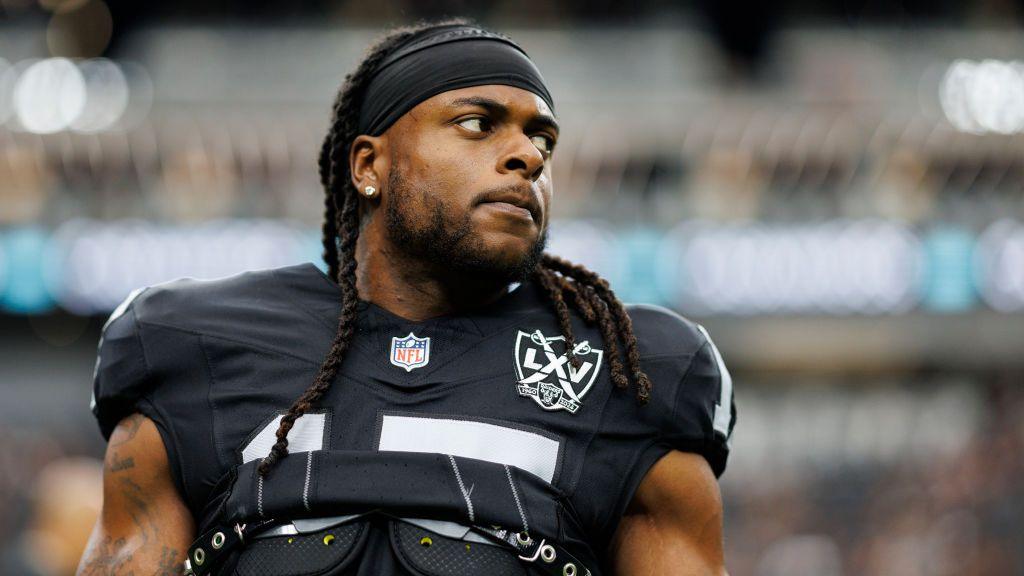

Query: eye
[
  {"left": 456, "top": 117, "right": 491, "bottom": 133},
  {"left": 531, "top": 134, "right": 555, "bottom": 155}
]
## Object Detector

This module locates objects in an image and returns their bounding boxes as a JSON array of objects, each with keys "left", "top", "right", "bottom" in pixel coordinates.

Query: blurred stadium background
[{"left": 1, "top": 1, "right": 1023, "bottom": 574}]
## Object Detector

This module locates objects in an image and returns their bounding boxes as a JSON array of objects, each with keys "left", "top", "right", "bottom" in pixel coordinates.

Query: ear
[{"left": 349, "top": 135, "right": 386, "bottom": 193}]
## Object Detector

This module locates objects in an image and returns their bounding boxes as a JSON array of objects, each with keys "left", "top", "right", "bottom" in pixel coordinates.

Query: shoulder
[
  {"left": 589, "top": 303, "right": 735, "bottom": 550},
  {"left": 619, "top": 303, "right": 736, "bottom": 477},
  {"left": 625, "top": 303, "right": 710, "bottom": 359},
  {"left": 91, "top": 263, "right": 325, "bottom": 439},
  {"left": 129, "top": 263, "right": 315, "bottom": 333},
  {"left": 620, "top": 304, "right": 729, "bottom": 418}
]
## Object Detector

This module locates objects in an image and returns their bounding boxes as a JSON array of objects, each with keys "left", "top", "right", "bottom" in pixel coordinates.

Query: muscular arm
[
  {"left": 77, "top": 413, "right": 196, "bottom": 575},
  {"left": 609, "top": 450, "right": 727, "bottom": 576}
]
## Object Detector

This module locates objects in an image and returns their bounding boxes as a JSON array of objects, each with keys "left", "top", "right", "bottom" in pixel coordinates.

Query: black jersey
[{"left": 91, "top": 262, "right": 736, "bottom": 574}]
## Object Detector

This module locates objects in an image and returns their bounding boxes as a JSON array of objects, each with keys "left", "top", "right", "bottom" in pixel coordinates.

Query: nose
[{"left": 498, "top": 134, "right": 545, "bottom": 182}]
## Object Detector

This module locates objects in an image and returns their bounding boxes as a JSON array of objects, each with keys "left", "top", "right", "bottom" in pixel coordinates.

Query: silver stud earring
[{"left": 364, "top": 185, "right": 376, "bottom": 197}]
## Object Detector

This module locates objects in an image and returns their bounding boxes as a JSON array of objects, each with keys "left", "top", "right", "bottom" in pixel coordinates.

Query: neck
[{"left": 354, "top": 227, "right": 511, "bottom": 322}]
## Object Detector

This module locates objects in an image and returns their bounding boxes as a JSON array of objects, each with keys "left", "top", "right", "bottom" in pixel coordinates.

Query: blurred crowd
[
  {"left": 0, "top": 427, "right": 102, "bottom": 575},
  {"left": 724, "top": 383, "right": 1024, "bottom": 576}
]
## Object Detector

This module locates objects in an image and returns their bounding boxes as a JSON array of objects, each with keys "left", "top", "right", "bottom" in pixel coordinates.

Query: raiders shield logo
[{"left": 513, "top": 329, "right": 603, "bottom": 414}]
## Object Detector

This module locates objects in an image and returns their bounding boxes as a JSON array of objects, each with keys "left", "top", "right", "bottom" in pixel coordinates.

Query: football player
[{"left": 80, "top": 19, "right": 736, "bottom": 576}]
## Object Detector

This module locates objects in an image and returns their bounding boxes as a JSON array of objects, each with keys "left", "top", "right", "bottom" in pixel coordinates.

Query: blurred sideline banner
[{"left": 1, "top": 217, "right": 1023, "bottom": 317}]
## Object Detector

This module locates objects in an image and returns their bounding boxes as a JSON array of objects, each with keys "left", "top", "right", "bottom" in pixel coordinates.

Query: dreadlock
[{"left": 258, "top": 20, "right": 651, "bottom": 477}]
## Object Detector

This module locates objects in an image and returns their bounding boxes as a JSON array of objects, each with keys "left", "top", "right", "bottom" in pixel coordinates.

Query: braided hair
[{"left": 258, "top": 20, "right": 651, "bottom": 476}]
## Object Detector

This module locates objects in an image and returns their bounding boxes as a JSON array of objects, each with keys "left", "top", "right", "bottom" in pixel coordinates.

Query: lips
[
  {"left": 483, "top": 201, "right": 534, "bottom": 220},
  {"left": 476, "top": 186, "right": 541, "bottom": 223}
]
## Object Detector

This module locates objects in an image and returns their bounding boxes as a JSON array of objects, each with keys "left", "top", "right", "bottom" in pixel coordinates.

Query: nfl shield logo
[{"left": 390, "top": 332, "right": 430, "bottom": 372}]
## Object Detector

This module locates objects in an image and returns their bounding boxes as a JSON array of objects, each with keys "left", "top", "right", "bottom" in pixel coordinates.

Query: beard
[{"left": 383, "top": 168, "right": 547, "bottom": 285}]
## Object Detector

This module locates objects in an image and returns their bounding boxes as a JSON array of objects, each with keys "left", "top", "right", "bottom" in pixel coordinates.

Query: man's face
[{"left": 379, "top": 84, "right": 557, "bottom": 282}]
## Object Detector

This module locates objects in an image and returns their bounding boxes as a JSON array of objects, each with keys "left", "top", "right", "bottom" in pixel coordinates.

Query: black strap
[
  {"left": 471, "top": 525, "right": 594, "bottom": 576},
  {"left": 183, "top": 519, "right": 275, "bottom": 576}
]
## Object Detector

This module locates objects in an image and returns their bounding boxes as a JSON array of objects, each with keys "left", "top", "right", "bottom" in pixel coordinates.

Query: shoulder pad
[
  {"left": 627, "top": 304, "right": 736, "bottom": 476},
  {"left": 91, "top": 287, "right": 152, "bottom": 440},
  {"left": 625, "top": 303, "right": 707, "bottom": 358},
  {"left": 90, "top": 266, "right": 295, "bottom": 439}
]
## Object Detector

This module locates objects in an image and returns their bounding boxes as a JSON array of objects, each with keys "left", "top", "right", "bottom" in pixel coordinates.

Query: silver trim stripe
[
  {"left": 447, "top": 455, "right": 475, "bottom": 523},
  {"left": 302, "top": 451, "right": 313, "bottom": 511},
  {"left": 257, "top": 474, "right": 265, "bottom": 518},
  {"left": 697, "top": 324, "right": 734, "bottom": 440},
  {"left": 504, "top": 464, "right": 528, "bottom": 534}
]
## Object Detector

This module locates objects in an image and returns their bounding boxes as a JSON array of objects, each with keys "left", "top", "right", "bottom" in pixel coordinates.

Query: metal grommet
[
  {"left": 540, "top": 544, "right": 556, "bottom": 563},
  {"left": 193, "top": 548, "right": 205, "bottom": 566},
  {"left": 323, "top": 534, "right": 335, "bottom": 546},
  {"left": 563, "top": 563, "right": 577, "bottom": 576},
  {"left": 419, "top": 536, "right": 433, "bottom": 547},
  {"left": 211, "top": 531, "right": 225, "bottom": 550},
  {"left": 516, "top": 531, "right": 532, "bottom": 545}
]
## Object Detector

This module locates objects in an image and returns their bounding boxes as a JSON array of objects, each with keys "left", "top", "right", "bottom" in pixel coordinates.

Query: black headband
[{"left": 357, "top": 25, "right": 555, "bottom": 137}]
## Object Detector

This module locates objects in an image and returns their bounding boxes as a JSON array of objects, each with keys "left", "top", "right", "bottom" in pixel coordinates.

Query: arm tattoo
[
  {"left": 79, "top": 541, "right": 183, "bottom": 576},
  {"left": 79, "top": 535, "right": 135, "bottom": 576},
  {"left": 109, "top": 414, "right": 144, "bottom": 448},
  {"left": 157, "top": 546, "right": 182, "bottom": 576},
  {"left": 119, "top": 476, "right": 158, "bottom": 546},
  {"left": 80, "top": 414, "right": 187, "bottom": 575},
  {"left": 107, "top": 453, "right": 135, "bottom": 473}
]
